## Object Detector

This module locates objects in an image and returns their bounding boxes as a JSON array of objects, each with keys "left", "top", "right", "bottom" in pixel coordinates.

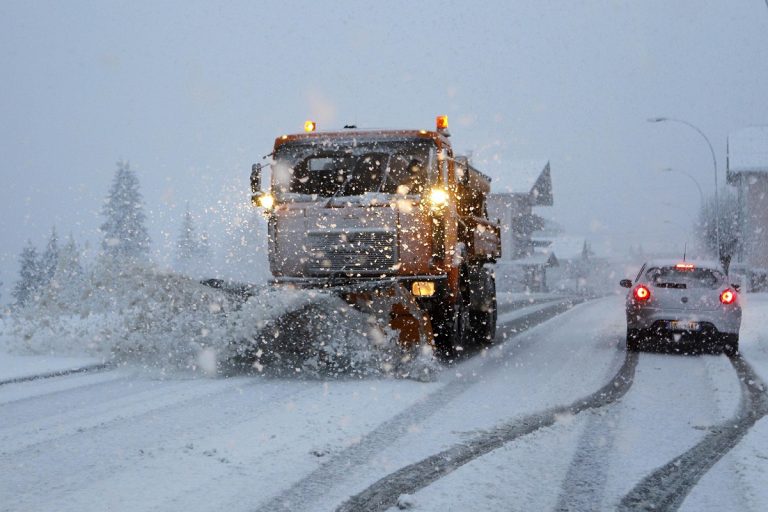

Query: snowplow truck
[{"left": 250, "top": 116, "right": 501, "bottom": 355}]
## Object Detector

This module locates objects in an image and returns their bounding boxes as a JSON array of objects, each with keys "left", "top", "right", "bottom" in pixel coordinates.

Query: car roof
[{"left": 641, "top": 259, "right": 725, "bottom": 272}]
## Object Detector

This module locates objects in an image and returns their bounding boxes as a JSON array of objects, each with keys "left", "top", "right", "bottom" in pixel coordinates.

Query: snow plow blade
[{"left": 201, "top": 278, "right": 434, "bottom": 349}]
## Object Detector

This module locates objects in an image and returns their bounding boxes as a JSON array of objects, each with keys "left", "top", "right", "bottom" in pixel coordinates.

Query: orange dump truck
[{"left": 250, "top": 116, "right": 501, "bottom": 356}]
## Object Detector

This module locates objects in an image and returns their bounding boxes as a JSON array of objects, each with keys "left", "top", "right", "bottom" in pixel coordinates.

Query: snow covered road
[{"left": 2, "top": 295, "right": 768, "bottom": 512}]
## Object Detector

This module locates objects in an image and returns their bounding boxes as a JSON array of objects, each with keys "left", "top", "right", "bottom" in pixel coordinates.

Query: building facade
[
  {"left": 486, "top": 161, "right": 554, "bottom": 291},
  {"left": 727, "top": 126, "right": 768, "bottom": 289}
]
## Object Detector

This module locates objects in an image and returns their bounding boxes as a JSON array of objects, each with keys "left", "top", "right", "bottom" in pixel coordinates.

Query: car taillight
[
  {"left": 633, "top": 285, "right": 651, "bottom": 301},
  {"left": 720, "top": 289, "right": 736, "bottom": 305}
]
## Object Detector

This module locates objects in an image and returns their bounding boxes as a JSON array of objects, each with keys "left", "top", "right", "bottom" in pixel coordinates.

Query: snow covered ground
[{"left": 1, "top": 294, "right": 767, "bottom": 512}]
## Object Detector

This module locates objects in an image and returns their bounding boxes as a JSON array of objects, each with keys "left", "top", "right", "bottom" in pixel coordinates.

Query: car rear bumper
[{"left": 626, "top": 306, "right": 741, "bottom": 335}]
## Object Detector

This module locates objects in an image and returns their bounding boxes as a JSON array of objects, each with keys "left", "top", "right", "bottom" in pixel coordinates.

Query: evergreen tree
[
  {"left": 41, "top": 226, "right": 59, "bottom": 284},
  {"left": 12, "top": 241, "right": 45, "bottom": 308},
  {"left": 100, "top": 161, "right": 151, "bottom": 262},
  {"left": 48, "top": 235, "right": 86, "bottom": 309},
  {"left": 174, "top": 207, "right": 211, "bottom": 276}
]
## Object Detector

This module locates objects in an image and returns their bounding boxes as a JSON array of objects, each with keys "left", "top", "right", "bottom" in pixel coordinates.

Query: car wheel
[
  {"left": 720, "top": 333, "right": 739, "bottom": 356},
  {"left": 626, "top": 328, "right": 643, "bottom": 352}
]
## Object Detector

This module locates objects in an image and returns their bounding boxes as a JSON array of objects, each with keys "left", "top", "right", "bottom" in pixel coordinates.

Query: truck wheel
[
  {"left": 469, "top": 269, "right": 497, "bottom": 345},
  {"left": 431, "top": 274, "right": 471, "bottom": 360}
]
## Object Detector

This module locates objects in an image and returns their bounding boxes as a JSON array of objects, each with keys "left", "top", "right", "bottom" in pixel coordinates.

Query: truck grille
[{"left": 308, "top": 230, "right": 398, "bottom": 275}]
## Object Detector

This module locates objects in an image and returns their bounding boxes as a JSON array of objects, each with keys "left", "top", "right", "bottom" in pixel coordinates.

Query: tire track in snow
[
  {"left": 335, "top": 349, "right": 637, "bottom": 512},
  {"left": 553, "top": 348, "right": 625, "bottom": 512},
  {"left": 0, "top": 378, "right": 250, "bottom": 452},
  {"left": 0, "top": 378, "right": 316, "bottom": 502},
  {"left": 0, "top": 362, "right": 114, "bottom": 387},
  {"left": 617, "top": 353, "right": 768, "bottom": 512},
  {"left": 253, "top": 299, "right": 582, "bottom": 512}
]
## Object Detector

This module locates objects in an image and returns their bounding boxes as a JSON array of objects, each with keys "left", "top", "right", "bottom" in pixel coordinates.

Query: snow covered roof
[
  {"left": 509, "top": 251, "right": 559, "bottom": 267},
  {"left": 486, "top": 160, "right": 553, "bottom": 205},
  {"left": 537, "top": 236, "right": 588, "bottom": 261},
  {"left": 728, "top": 126, "right": 768, "bottom": 176}
]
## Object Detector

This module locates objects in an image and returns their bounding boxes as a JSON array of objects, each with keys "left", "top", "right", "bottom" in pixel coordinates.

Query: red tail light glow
[
  {"left": 633, "top": 285, "right": 651, "bottom": 301},
  {"left": 720, "top": 289, "right": 736, "bottom": 305}
]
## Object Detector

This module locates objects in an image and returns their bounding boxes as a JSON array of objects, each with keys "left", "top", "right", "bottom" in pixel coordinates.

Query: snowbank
[{"left": 3, "top": 260, "right": 436, "bottom": 380}]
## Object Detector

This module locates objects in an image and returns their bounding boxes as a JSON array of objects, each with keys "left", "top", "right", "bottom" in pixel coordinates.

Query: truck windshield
[{"left": 272, "top": 138, "right": 436, "bottom": 198}]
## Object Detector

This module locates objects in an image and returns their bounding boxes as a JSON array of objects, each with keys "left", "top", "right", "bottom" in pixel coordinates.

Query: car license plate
[{"left": 668, "top": 320, "right": 699, "bottom": 331}]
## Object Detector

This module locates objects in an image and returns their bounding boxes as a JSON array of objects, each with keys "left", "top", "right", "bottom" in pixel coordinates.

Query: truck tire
[
  {"left": 431, "top": 272, "right": 471, "bottom": 360},
  {"left": 469, "top": 267, "right": 497, "bottom": 345}
]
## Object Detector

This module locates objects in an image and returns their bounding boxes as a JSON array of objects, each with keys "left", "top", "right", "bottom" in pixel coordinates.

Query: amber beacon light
[
  {"left": 436, "top": 115, "right": 449, "bottom": 130},
  {"left": 304, "top": 120, "right": 317, "bottom": 132}
]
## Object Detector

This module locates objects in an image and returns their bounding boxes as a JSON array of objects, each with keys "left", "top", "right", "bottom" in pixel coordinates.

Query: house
[
  {"left": 727, "top": 126, "right": 768, "bottom": 290},
  {"left": 486, "top": 160, "right": 555, "bottom": 292},
  {"left": 536, "top": 236, "right": 594, "bottom": 294}
]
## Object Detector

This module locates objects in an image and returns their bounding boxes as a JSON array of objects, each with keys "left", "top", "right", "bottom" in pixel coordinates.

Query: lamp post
[{"left": 648, "top": 117, "right": 720, "bottom": 257}]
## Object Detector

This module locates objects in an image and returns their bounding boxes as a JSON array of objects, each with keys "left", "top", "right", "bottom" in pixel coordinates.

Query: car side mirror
[
  {"left": 732, "top": 284, "right": 741, "bottom": 292},
  {"left": 619, "top": 279, "right": 633, "bottom": 288}
]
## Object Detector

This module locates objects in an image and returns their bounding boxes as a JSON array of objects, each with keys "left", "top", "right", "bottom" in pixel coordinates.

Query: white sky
[{"left": 1, "top": 0, "right": 767, "bottom": 290}]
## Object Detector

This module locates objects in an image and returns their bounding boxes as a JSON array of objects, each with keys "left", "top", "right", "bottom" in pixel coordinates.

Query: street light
[{"left": 648, "top": 117, "right": 720, "bottom": 257}]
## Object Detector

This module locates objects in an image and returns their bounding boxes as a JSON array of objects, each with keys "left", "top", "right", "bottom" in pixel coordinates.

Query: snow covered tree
[
  {"left": 100, "top": 161, "right": 151, "bottom": 262},
  {"left": 696, "top": 188, "right": 741, "bottom": 259},
  {"left": 40, "top": 226, "right": 59, "bottom": 284},
  {"left": 11, "top": 241, "right": 45, "bottom": 308},
  {"left": 224, "top": 210, "right": 270, "bottom": 283},
  {"left": 174, "top": 207, "right": 211, "bottom": 277},
  {"left": 45, "top": 235, "right": 87, "bottom": 312}
]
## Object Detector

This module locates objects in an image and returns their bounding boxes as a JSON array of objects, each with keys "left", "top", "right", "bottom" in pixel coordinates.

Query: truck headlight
[
  {"left": 428, "top": 187, "right": 449, "bottom": 210},
  {"left": 255, "top": 193, "right": 275, "bottom": 211}
]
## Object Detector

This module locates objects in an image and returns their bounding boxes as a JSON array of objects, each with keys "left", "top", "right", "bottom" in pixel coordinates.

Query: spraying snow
[{"left": 3, "top": 260, "right": 437, "bottom": 380}]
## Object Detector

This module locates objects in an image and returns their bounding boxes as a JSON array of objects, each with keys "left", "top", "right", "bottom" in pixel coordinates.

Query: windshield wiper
[
  {"left": 375, "top": 154, "right": 394, "bottom": 193},
  {"left": 325, "top": 170, "right": 354, "bottom": 207}
]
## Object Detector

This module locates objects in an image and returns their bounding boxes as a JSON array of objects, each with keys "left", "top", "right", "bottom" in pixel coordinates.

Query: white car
[{"left": 620, "top": 260, "right": 741, "bottom": 353}]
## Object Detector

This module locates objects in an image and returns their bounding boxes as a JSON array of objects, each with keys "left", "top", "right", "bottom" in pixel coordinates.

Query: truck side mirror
[
  {"left": 619, "top": 279, "right": 632, "bottom": 288},
  {"left": 250, "top": 163, "right": 262, "bottom": 195}
]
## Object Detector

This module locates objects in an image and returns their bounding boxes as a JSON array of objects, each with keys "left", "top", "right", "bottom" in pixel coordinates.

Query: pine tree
[
  {"left": 100, "top": 161, "right": 151, "bottom": 262},
  {"left": 48, "top": 235, "right": 86, "bottom": 310},
  {"left": 40, "top": 226, "right": 59, "bottom": 285},
  {"left": 12, "top": 241, "right": 45, "bottom": 308},
  {"left": 174, "top": 207, "right": 211, "bottom": 277}
]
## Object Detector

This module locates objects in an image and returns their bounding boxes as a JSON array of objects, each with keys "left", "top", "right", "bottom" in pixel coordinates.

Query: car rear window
[{"left": 645, "top": 266, "right": 724, "bottom": 289}]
